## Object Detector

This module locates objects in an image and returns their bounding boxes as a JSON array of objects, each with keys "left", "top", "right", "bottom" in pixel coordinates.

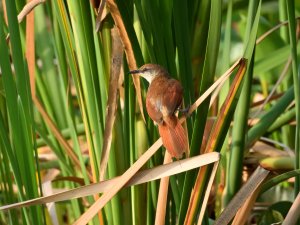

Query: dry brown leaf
[
  {"left": 53, "top": 176, "right": 85, "bottom": 186},
  {"left": 43, "top": 181, "right": 59, "bottom": 225},
  {"left": 18, "top": 0, "right": 46, "bottom": 23},
  {"left": 106, "top": 0, "right": 145, "bottom": 122},
  {"left": 0, "top": 152, "right": 220, "bottom": 211},
  {"left": 154, "top": 152, "right": 172, "bottom": 225},
  {"left": 197, "top": 160, "right": 219, "bottom": 225},
  {"left": 232, "top": 181, "right": 263, "bottom": 225},
  {"left": 99, "top": 27, "right": 123, "bottom": 181},
  {"left": 6, "top": 0, "right": 46, "bottom": 42},
  {"left": 95, "top": 0, "right": 107, "bottom": 32},
  {"left": 42, "top": 169, "right": 60, "bottom": 183},
  {"left": 200, "top": 118, "right": 215, "bottom": 154},
  {"left": 214, "top": 166, "right": 269, "bottom": 225},
  {"left": 251, "top": 141, "right": 290, "bottom": 158},
  {"left": 182, "top": 58, "right": 244, "bottom": 120},
  {"left": 282, "top": 191, "right": 300, "bottom": 225},
  {"left": 183, "top": 59, "right": 247, "bottom": 224}
]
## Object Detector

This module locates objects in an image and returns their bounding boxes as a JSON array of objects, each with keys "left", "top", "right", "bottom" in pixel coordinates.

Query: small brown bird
[{"left": 129, "top": 64, "right": 188, "bottom": 159}]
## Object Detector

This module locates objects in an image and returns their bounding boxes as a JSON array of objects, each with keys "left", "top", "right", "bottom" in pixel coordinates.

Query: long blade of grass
[
  {"left": 18, "top": 0, "right": 45, "bottom": 23},
  {"left": 2, "top": 0, "right": 44, "bottom": 223},
  {"left": 225, "top": 0, "right": 261, "bottom": 204},
  {"left": 232, "top": 182, "right": 262, "bottom": 225},
  {"left": 0, "top": 17, "right": 23, "bottom": 191},
  {"left": 260, "top": 169, "right": 300, "bottom": 194},
  {"left": 0, "top": 152, "right": 220, "bottom": 211},
  {"left": 178, "top": 0, "right": 222, "bottom": 222},
  {"left": 52, "top": 0, "right": 96, "bottom": 181},
  {"left": 184, "top": 58, "right": 247, "bottom": 225},
  {"left": 267, "top": 108, "right": 296, "bottom": 132},
  {"left": 99, "top": 27, "right": 123, "bottom": 181},
  {"left": 154, "top": 153, "right": 172, "bottom": 225},
  {"left": 67, "top": 0, "right": 104, "bottom": 185},
  {"left": 286, "top": 0, "right": 300, "bottom": 196},
  {"left": 197, "top": 160, "right": 219, "bottom": 225},
  {"left": 254, "top": 44, "right": 300, "bottom": 75},
  {"left": 215, "top": 166, "right": 269, "bottom": 225},
  {"left": 182, "top": 59, "right": 245, "bottom": 119},
  {"left": 247, "top": 87, "right": 294, "bottom": 146},
  {"left": 219, "top": 0, "right": 233, "bottom": 107},
  {"left": 173, "top": 0, "right": 194, "bottom": 105},
  {"left": 251, "top": 56, "right": 292, "bottom": 121},
  {"left": 107, "top": 0, "right": 145, "bottom": 121},
  {"left": 282, "top": 191, "right": 300, "bottom": 225},
  {"left": 34, "top": 99, "right": 93, "bottom": 180}
]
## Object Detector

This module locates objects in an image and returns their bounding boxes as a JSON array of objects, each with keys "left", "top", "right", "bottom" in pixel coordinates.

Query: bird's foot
[
  {"left": 154, "top": 118, "right": 164, "bottom": 126},
  {"left": 178, "top": 105, "right": 190, "bottom": 117}
]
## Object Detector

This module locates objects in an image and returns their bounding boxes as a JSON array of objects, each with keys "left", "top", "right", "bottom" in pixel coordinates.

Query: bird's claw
[
  {"left": 178, "top": 105, "right": 190, "bottom": 117},
  {"left": 154, "top": 118, "right": 164, "bottom": 126}
]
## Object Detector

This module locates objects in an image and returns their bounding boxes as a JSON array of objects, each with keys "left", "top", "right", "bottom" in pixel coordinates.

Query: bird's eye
[{"left": 142, "top": 68, "right": 149, "bottom": 72}]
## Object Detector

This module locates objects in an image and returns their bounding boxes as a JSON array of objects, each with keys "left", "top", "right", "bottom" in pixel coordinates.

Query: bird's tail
[{"left": 158, "top": 117, "right": 188, "bottom": 159}]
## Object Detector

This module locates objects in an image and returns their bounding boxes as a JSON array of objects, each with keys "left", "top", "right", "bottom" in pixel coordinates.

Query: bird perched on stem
[{"left": 129, "top": 64, "right": 188, "bottom": 159}]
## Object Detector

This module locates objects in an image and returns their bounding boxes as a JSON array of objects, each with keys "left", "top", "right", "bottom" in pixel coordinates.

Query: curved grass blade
[
  {"left": 0, "top": 153, "right": 220, "bottom": 211},
  {"left": 184, "top": 58, "right": 247, "bottom": 225}
]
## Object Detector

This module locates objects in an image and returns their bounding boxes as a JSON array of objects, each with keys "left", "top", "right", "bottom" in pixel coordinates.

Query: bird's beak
[{"left": 128, "top": 69, "right": 141, "bottom": 75}]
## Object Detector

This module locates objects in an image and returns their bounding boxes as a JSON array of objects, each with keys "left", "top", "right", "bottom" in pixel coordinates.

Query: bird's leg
[
  {"left": 154, "top": 117, "right": 164, "bottom": 126},
  {"left": 177, "top": 105, "right": 190, "bottom": 117}
]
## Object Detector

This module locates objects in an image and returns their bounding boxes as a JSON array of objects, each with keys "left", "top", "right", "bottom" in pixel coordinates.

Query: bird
[{"left": 129, "top": 64, "right": 188, "bottom": 159}]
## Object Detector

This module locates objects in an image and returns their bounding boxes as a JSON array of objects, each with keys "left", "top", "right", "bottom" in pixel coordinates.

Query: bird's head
[{"left": 129, "top": 64, "right": 168, "bottom": 83}]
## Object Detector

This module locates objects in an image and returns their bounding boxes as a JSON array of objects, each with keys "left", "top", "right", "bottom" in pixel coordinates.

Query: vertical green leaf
[
  {"left": 224, "top": 0, "right": 261, "bottom": 205},
  {"left": 178, "top": 0, "right": 222, "bottom": 223},
  {"left": 286, "top": 0, "right": 300, "bottom": 195}
]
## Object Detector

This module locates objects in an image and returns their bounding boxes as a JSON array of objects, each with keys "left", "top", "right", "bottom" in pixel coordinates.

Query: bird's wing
[
  {"left": 161, "top": 79, "right": 183, "bottom": 117},
  {"left": 146, "top": 90, "right": 163, "bottom": 124}
]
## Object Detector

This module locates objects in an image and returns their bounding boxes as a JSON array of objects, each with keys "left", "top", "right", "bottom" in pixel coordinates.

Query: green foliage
[
  {"left": 258, "top": 201, "right": 292, "bottom": 225},
  {"left": 0, "top": 0, "right": 299, "bottom": 224}
]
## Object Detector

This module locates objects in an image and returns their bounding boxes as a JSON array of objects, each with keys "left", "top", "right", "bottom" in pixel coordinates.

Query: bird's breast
[{"left": 146, "top": 75, "right": 183, "bottom": 124}]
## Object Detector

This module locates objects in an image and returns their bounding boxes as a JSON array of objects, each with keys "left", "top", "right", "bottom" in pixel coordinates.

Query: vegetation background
[{"left": 0, "top": 0, "right": 300, "bottom": 224}]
